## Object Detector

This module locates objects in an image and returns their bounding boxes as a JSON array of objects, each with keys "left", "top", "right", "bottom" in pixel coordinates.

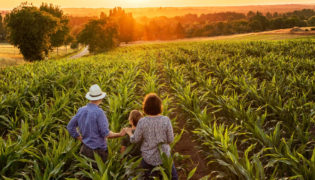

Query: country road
[{"left": 69, "top": 46, "right": 89, "bottom": 59}]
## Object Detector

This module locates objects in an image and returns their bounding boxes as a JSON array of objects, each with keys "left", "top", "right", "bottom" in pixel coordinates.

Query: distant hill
[{"left": 63, "top": 4, "right": 315, "bottom": 18}]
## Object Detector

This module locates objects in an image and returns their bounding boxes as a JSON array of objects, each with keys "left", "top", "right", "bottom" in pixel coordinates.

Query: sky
[{"left": 0, "top": 0, "right": 314, "bottom": 9}]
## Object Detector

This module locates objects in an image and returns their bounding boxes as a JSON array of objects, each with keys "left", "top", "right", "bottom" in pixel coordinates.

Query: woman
[{"left": 125, "top": 93, "right": 178, "bottom": 180}]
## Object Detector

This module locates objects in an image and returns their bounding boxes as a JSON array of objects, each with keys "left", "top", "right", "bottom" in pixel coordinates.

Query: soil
[
  {"left": 172, "top": 110, "right": 211, "bottom": 180},
  {"left": 155, "top": 52, "right": 211, "bottom": 179}
]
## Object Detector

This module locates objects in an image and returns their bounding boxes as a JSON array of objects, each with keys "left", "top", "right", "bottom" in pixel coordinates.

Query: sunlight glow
[{"left": 0, "top": 0, "right": 314, "bottom": 9}]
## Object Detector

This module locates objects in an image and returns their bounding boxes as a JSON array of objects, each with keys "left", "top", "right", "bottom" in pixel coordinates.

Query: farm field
[
  {"left": 0, "top": 39, "right": 314, "bottom": 179},
  {"left": 122, "top": 28, "right": 315, "bottom": 46}
]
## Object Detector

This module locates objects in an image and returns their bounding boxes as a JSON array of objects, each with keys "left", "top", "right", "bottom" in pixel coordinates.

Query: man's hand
[
  {"left": 124, "top": 128, "right": 133, "bottom": 136},
  {"left": 77, "top": 136, "right": 82, "bottom": 142},
  {"left": 106, "top": 130, "right": 126, "bottom": 139},
  {"left": 120, "top": 128, "right": 126, "bottom": 136}
]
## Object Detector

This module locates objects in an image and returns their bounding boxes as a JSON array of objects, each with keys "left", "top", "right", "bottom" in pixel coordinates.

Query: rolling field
[{"left": 0, "top": 39, "right": 314, "bottom": 179}]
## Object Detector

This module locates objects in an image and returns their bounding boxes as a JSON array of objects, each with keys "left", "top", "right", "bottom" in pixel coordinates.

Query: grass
[{"left": 0, "top": 43, "right": 81, "bottom": 67}]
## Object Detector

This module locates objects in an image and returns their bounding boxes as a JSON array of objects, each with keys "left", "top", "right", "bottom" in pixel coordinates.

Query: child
[{"left": 121, "top": 110, "right": 143, "bottom": 157}]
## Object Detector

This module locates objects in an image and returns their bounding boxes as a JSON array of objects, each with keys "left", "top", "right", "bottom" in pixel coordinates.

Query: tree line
[
  {"left": 133, "top": 9, "right": 315, "bottom": 40},
  {"left": 2, "top": 3, "right": 134, "bottom": 61},
  {"left": 70, "top": 8, "right": 315, "bottom": 50},
  {"left": 2, "top": 3, "right": 315, "bottom": 61}
]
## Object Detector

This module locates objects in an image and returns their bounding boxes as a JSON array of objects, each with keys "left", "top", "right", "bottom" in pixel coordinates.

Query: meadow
[
  {"left": 0, "top": 43, "right": 80, "bottom": 68},
  {"left": 0, "top": 39, "right": 314, "bottom": 179}
]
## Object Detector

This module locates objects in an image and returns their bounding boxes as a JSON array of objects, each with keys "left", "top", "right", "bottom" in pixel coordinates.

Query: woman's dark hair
[
  {"left": 142, "top": 93, "right": 163, "bottom": 115},
  {"left": 129, "top": 110, "right": 143, "bottom": 127}
]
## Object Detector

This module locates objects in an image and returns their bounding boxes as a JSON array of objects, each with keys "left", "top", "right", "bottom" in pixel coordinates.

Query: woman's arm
[
  {"left": 128, "top": 121, "right": 143, "bottom": 143},
  {"left": 166, "top": 118, "right": 174, "bottom": 144}
]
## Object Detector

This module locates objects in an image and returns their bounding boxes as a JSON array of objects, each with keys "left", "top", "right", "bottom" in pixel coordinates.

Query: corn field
[{"left": 0, "top": 39, "right": 314, "bottom": 179}]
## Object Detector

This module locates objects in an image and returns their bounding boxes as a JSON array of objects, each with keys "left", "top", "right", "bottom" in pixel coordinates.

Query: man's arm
[
  {"left": 97, "top": 111, "right": 110, "bottom": 138},
  {"left": 67, "top": 109, "right": 81, "bottom": 139},
  {"left": 106, "top": 129, "right": 126, "bottom": 139},
  {"left": 97, "top": 110, "right": 125, "bottom": 139}
]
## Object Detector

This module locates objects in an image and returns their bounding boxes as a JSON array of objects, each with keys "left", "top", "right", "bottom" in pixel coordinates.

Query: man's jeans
[{"left": 80, "top": 143, "right": 108, "bottom": 169}]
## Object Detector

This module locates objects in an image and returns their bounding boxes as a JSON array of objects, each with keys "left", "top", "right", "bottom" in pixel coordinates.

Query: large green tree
[
  {"left": 78, "top": 18, "right": 118, "bottom": 53},
  {"left": 40, "top": 3, "right": 70, "bottom": 54},
  {"left": 5, "top": 3, "right": 60, "bottom": 61}
]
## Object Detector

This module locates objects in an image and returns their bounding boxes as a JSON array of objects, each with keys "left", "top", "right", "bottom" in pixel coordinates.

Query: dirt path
[
  {"left": 69, "top": 46, "right": 89, "bottom": 59},
  {"left": 173, "top": 111, "right": 211, "bottom": 179},
  {"left": 153, "top": 52, "right": 210, "bottom": 179}
]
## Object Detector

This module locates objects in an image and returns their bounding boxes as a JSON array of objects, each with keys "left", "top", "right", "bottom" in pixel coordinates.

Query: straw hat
[{"left": 85, "top": 84, "right": 106, "bottom": 101}]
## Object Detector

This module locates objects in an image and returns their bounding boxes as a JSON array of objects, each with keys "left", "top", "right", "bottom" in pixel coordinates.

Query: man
[{"left": 67, "top": 84, "right": 125, "bottom": 165}]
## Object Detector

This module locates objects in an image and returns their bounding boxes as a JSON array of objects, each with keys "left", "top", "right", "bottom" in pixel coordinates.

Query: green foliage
[
  {"left": 40, "top": 3, "right": 70, "bottom": 49},
  {"left": 164, "top": 40, "right": 315, "bottom": 179},
  {"left": 70, "top": 40, "right": 79, "bottom": 49},
  {"left": 307, "top": 16, "right": 315, "bottom": 26},
  {"left": 249, "top": 12, "right": 269, "bottom": 31},
  {"left": 4, "top": 3, "right": 60, "bottom": 61},
  {"left": 0, "top": 13, "right": 6, "bottom": 41},
  {"left": 78, "top": 18, "right": 118, "bottom": 53}
]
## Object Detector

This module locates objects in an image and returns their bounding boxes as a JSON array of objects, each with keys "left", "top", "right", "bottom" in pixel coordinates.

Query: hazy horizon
[{"left": 0, "top": 0, "right": 315, "bottom": 10}]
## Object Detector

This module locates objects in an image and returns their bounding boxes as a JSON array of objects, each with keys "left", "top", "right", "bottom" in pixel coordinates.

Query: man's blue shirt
[{"left": 67, "top": 103, "right": 110, "bottom": 150}]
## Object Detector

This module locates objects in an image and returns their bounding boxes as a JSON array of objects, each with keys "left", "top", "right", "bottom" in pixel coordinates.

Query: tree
[
  {"left": 308, "top": 16, "right": 315, "bottom": 26},
  {"left": 109, "top": 7, "right": 135, "bottom": 43},
  {"left": 247, "top": 11, "right": 255, "bottom": 19},
  {"left": 174, "top": 22, "right": 185, "bottom": 38},
  {"left": 78, "top": 18, "right": 118, "bottom": 53},
  {"left": 40, "top": 3, "right": 70, "bottom": 55},
  {"left": 270, "top": 17, "right": 286, "bottom": 29},
  {"left": 266, "top": 12, "right": 273, "bottom": 19},
  {"left": 249, "top": 12, "right": 269, "bottom": 31},
  {"left": 5, "top": 3, "right": 59, "bottom": 61},
  {"left": 0, "top": 14, "right": 4, "bottom": 41},
  {"left": 100, "top": 12, "right": 106, "bottom": 19},
  {"left": 64, "top": 35, "right": 74, "bottom": 53}
]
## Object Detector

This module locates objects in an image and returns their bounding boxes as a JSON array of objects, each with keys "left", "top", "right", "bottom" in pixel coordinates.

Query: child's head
[{"left": 128, "top": 110, "right": 143, "bottom": 127}]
